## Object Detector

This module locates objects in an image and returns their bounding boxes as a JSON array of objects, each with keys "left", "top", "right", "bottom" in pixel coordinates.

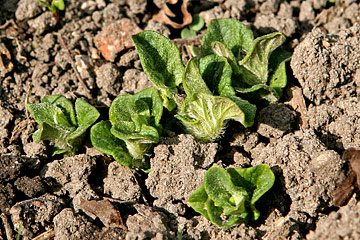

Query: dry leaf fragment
[
  {"left": 152, "top": 0, "right": 192, "bottom": 29},
  {"left": 0, "top": 42, "right": 14, "bottom": 77},
  {"left": 332, "top": 148, "right": 360, "bottom": 206},
  {"left": 79, "top": 198, "right": 126, "bottom": 228},
  {"left": 94, "top": 19, "right": 142, "bottom": 62}
]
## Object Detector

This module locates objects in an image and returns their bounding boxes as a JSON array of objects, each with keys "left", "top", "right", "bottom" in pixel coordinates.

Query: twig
[
  {"left": 57, "top": 33, "right": 92, "bottom": 99},
  {"left": 1, "top": 213, "right": 14, "bottom": 240},
  {"left": 32, "top": 229, "right": 55, "bottom": 240},
  {"left": 10, "top": 84, "right": 33, "bottom": 144},
  {"left": 0, "top": 19, "right": 18, "bottom": 30}
]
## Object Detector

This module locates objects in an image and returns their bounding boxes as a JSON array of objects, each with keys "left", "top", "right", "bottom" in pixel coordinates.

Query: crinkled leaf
[
  {"left": 206, "top": 197, "right": 246, "bottom": 229},
  {"left": 132, "top": 31, "right": 184, "bottom": 110},
  {"left": 269, "top": 48, "right": 292, "bottom": 97},
  {"left": 27, "top": 103, "right": 74, "bottom": 154},
  {"left": 27, "top": 95, "right": 98, "bottom": 156},
  {"left": 239, "top": 32, "right": 286, "bottom": 84},
  {"left": 227, "top": 165, "right": 275, "bottom": 220},
  {"left": 109, "top": 87, "right": 162, "bottom": 142},
  {"left": 201, "top": 19, "right": 253, "bottom": 59},
  {"left": 199, "top": 54, "right": 235, "bottom": 97},
  {"left": 42, "top": 94, "right": 77, "bottom": 126},
  {"left": 67, "top": 98, "right": 100, "bottom": 147},
  {"left": 176, "top": 92, "right": 254, "bottom": 142},
  {"left": 204, "top": 167, "right": 249, "bottom": 215},
  {"left": 90, "top": 121, "right": 146, "bottom": 169},
  {"left": 183, "top": 57, "right": 211, "bottom": 97}
]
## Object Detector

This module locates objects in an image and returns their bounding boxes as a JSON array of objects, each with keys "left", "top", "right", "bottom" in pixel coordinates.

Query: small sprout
[
  {"left": 38, "top": 0, "right": 65, "bottom": 15},
  {"left": 90, "top": 87, "right": 163, "bottom": 169},
  {"left": 189, "top": 165, "right": 275, "bottom": 229},
  {"left": 26, "top": 95, "right": 100, "bottom": 156},
  {"left": 181, "top": 14, "right": 205, "bottom": 39}
]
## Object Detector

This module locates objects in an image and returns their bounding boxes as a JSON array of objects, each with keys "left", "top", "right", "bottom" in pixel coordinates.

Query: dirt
[{"left": 0, "top": 0, "right": 359, "bottom": 239}]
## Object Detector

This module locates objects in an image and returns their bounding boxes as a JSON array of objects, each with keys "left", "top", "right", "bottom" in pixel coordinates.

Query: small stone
[
  {"left": 257, "top": 103, "right": 296, "bottom": 139},
  {"left": 15, "top": 0, "right": 42, "bottom": 21},
  {"left": 103, "top": 161, "right": 141, "bottom": 201}
]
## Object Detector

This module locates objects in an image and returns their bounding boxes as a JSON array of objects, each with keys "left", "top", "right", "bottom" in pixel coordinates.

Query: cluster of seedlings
[{"left": 27, "top": 18, "right": 291, "bottom": 228}]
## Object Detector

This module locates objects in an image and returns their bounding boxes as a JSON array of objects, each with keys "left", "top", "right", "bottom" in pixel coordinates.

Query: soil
[{"left": 0, "top": 0, "right": 359, "bottom": 239}]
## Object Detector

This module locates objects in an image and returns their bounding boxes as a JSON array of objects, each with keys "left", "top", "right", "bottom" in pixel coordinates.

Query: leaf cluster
[
  {"left": 189, "top": 165, "right": 275, "bottom": 229},
  {"left": 90, "top": 87, "right": 163, "bottom": 169},
  {"left": 132, "top": 18, "right": 291, "bottom": 142},
  {"left": 26, "top": 95, "right": 99, "bottom": 156}
]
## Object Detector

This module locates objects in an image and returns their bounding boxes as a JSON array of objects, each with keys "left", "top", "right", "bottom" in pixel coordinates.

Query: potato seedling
[
  {"left": 189, "top": 165, "right": 275, "bottom": 229},
  {"left": 90, "top": 87, "right": 163, "bottom": 169},
  {"left": 37, "top": 0, "right": 65, "bottom": 15},
  {"left": 26, "top": 95, "right": 100, "bottom": 156}
]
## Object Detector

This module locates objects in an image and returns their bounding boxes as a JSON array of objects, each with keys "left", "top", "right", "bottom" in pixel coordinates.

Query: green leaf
[
  {"left": 183, "top": 57, "right": 211, "bottom": 97},
  {"left": 176, "top": 92, "right": 254, "bottom": 142},
  {"left": 181, "top": 28, "right": 197, "bottom": 39},
  {"left": 235, "top": 83, "right": 279, "bottom": 103},
  {"left": 227, "top": 165, "right": 275, "bottom": 220},
  {"left": 54, "top": 0, "right": 65, "bottom": 10},
  {"left": 188, "top": 14, "right": 205, "bottom": 32},
  {"left": 199, "top": 54, "right": 235, "bottom": 97},
  {"left": 268, "top": 48, "right": 292, "bottom": 97},
  {"left": 42, "top": 94, "right": 77, "bottom": 126},
  {"left": 227, "top": 95, "right": 256, "bottom": 127},
  {"left": 37, "top": 0, "right": 51, "bottom": 9},
  {"left": 132, "top": 31, "right": 185, "bottom": 110},
  {"left": 188, "top": 184, "right": 210, "bottom": 220},
  {"left": 66, "top": 98, "right": 100, "bottom": 147},
  {"left": 211, "top": 41, "right": 237, "bottom": 64},
  {"left": 90, "top": 121, "right": 146, "bottom": 169},
  {"left": 239, "top": 32, "right": 286, "bottom": 84},
  {"left": 201, "top": 19, "right": 254, "bottom": 59}
]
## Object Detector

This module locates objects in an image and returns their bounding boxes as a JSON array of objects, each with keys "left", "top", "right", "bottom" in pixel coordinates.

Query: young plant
[
  {"left": 175, "top": 57, "right": 256, "bottom": 142},
  {"left": 181, "top": 14, "right": 205, "bottom": 39},
  {"left": 189, "top": 165, "right": 275, "bottom": 229},
  {"left": 38, "top": 0, "right": 65, "bottom": 15},
  {"left": 200, "top": 19, "right": 292, "bottom": 102},
  {"left": 26, "top": 94, "right": 100, "bottom": 156},
  {"left": 90, "top": 87, "right": 163, "bottom": 169},
  {"left": 132, "top": 30, "right": 256, "bottom": 142},
  {"left": 38, "top": 0, "right": 65, "bottom": 24}
]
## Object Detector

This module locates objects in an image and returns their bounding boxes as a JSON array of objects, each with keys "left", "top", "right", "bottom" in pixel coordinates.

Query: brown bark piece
[
  {"left": 152, "top": 0, "right": 192, "bottom": 29},
  {"left": 94, "top": 19, "right": 142, "bottom": 62},
  {"left": 79, "top": 198, "right": 126, "bottom": 228}
]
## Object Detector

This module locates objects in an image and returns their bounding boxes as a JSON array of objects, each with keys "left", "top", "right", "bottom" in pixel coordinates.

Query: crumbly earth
[{"left": 0, "top": 0, "right": 360, "bottom": 239}]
